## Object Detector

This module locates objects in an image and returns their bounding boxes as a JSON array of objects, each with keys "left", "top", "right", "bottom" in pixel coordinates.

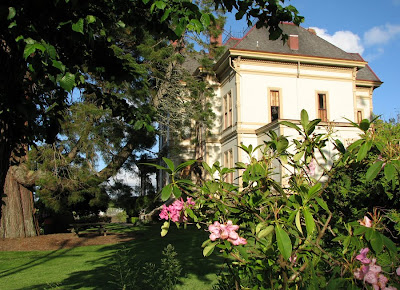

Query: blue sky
[{"left": 225, "top": 0, "right": 400, "bottom": 121}]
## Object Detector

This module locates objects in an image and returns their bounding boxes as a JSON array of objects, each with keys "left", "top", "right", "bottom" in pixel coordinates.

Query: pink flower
[
  {"left": 359, "top": 216, "right": 373, "bottom": 228},
  {"left": 158, "top": 198, "right": 195, "bottom": 222},
  {"left": 354, "top": 265, "right": 369, "bottom": 280},
  {"left": 369, "top": 259, "right": 382, "bottom": 274},
  {"left": 305, "top": 159, "right": 316, "bottom": 176},
  {"left": 377, "top": 274, "right": 388, "bottom": 289},
  {"left": 396, "top": 266, "right": 400, "bottom": 276},
  {"left": 159, "top": 205, "right": 169, "bottom": 220},
  {"left": 289, "top": 254, "right": 298, "bottom": 264},
  {"left": 229, "top": 236, "right": 247, "bottom": 246},
  {"left": 356, "top": 248, "right": 371, "bottom": 264},
  {"left": 208, "top": 220, "right": 247, "bottom": 246}
]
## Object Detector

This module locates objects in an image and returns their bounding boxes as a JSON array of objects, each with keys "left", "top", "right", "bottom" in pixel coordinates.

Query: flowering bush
[{"left": 155, "top": 110, "right": 400, "bottom": 289}]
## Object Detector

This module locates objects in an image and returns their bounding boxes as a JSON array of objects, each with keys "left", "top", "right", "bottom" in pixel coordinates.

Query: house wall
[
  {"left": 355, "top": 86, "right": 373, "bottom": 120},
  {"left": 238, "top": 60, "right": 356, "bottom": 124}
]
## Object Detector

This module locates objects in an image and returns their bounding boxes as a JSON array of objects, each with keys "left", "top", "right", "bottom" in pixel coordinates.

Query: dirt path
[{"left": 0, "top": 232, "right": 135, "bottom": 251}]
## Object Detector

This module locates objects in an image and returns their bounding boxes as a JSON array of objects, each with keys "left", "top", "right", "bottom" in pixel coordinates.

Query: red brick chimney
[
  {"left": 288, "top": 35, "right": 299, "bottom": 50},
  {"left": 210, "top": 32, "right": 223, "bottom": 46},
  {"left": 307, "top": 28, "right": 316, "bottom": 35}
]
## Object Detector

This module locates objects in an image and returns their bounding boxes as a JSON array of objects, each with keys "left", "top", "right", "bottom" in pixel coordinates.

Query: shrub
[
  {"left": 110, "top": 244, "right": 182, "bottom": 289},
  {"left": 156, "top": 111, "right": 400, "bottom": 289}
]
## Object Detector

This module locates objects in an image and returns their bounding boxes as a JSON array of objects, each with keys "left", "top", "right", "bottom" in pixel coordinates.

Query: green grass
[{"left": 0, "top": 223, "right": 225, "bottom": 289}]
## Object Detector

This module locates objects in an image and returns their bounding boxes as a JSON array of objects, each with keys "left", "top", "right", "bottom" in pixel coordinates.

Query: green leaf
[
  {"left": 161, "top": 184, "right": 173, "bottom": 201},
  {"left": 175, "top": 160, "right": 196, "bottom": 172},
  {"left": 7, "top": 7, "right": 16, "bottom": 20},
  {"left": 334, "top": 139, "right": 346, "bottom": 154},
  {"left": 52, "top": 60, "right": 65, "bottom": 73},
  {"left": 72, "top": 18, "right": 84, "bottom": 34},
  {"left": 8, "top": 21, "right": 16, "bottom": 28},
  {"left": 359, "top": 119, "right": 370, "bottom": 132},
  {"left": 59, "top": 72, "right": 76, "bottom": 91},
  {"left": 307, "top": 183, "right": 322, "bottom": 200},
  {"left": 188, "top": 19, "right": 203, "bottom": 33},
  {"left": 200, "top": 13, "right": 210, "bottom": 27},
  {"left": 237, "top": 245, "right": 249, "bottom": 260},
  {"left": 295, "top": 210, "right": 303, "bottom": 234},
  {"left": 357, "top": 141, "right": 372, "bottom": 162},
  {"left": 293, "top": 151, "right": 304, "bottom": 162},
  {"left": 276, "top": 137, "right": 289, "bottom": 153},
  {"left": 280, "top": 121, "right": 302, "bottom": 134},
  {"left": 86, "top": 15, "right": 96, "bottom": 24},
  {"left": 258, "top": 225, "right": 274, "bottom": 239},
  {"left": 306, "top": 119, "right": 321, "bottom": 135},
  {"left": 370, "top": 230, "right": 384, "bottom": 254},
  {"left": 160, "top": 8, "right": 171, "bottom": 22},
  {"left": 300, "top": 109, "right": 309, "bottom": 130},
  {"left": 275, "top": 225, "right": 292, "bottom": 260},
  {"left": 161, "top": 221, "right": 169, "bottom": 237},
  {"left": 162, "top": 157, "right": 175, "bottom": 171},
  {"left": 23, "top": 43, "right": 46, "bottom": 59},
  {"left": 155, "top": 1, "right": 167, "bottom": 9},
  {"left": 174, "top": 22, "right": 185, "bottom": 37},
  {"left": 382, "top": 235, "right": 397, "bottom": 254},
  {"left": 140, "top": 162, "right": 168, "bottom": 171},
  {"left": 142, "top": 0, "right": 150, "bottom": 4},
  {"left": 384, "top": 162, "right": 396, "bottom": 182},
  {"left": 172, "top": 185, "right": 182, "bottom": 199},
  {"left": 203, "top": 243, "right": 216, "bottom": 257},
  {"left": 303, "top": 207, "right": 316, "bottom": 236},
  {"left": 366, "top": 161, "right": 384, "bottom": 182},
  {"left": 315, "top": 197, "right": 329, "bottom": 212},
  {"left": 347, "top": 139, "right": 364, "bottom": 152},
  {"left": 353, "top": 226, "right": 367, "bottom": 236}
]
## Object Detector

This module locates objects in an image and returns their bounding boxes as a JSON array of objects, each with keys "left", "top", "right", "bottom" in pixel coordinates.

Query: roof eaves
[{"left": 228, "top": 48, "right": 367, "bottom": 68}]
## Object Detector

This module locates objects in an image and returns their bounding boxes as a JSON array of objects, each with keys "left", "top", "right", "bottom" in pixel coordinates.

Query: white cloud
[
  {"left": 311, "top": 27, "right": 364, "bottom": 54},
  {"left": 364, "top": 24, "right": 400, "bottom": 46}
]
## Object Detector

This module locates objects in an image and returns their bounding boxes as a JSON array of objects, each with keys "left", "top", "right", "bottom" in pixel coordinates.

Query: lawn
[{"left": 0, "top": 223, "right": 225, "bottom": 289}]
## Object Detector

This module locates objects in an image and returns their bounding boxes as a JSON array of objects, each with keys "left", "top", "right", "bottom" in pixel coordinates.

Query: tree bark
[{"left": 0, "top": 167, "right": 38, "bottom": 238}]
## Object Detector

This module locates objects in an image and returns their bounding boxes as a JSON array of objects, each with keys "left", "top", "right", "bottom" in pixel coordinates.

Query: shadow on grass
[{"left": 19, "top": 223, "right": 224, "bottom": 289}]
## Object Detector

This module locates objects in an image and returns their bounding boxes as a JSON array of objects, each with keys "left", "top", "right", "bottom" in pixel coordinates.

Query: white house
[{"left": 160, "top": 22, "right": 382, "bottom": 186}]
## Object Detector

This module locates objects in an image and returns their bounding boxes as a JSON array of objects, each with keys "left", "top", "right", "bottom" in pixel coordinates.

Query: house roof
[
  {"left": 230, "top": 23, "right": 356, "bottom": 61},
  {"left": 221, "top": 23, "right": 381, "bottom": 85}
]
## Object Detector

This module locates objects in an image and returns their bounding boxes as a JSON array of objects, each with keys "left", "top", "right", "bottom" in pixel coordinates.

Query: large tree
[{"left": 0, "top": 0, "right": 303, "bottom": 237}]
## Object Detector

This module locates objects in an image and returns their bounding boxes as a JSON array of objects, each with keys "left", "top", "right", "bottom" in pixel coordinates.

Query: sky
[{"left": 225, "top": 0, "right": 400, "bottom": 121}]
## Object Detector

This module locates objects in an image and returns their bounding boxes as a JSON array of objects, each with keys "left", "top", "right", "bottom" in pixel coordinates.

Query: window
[
  {"left": 270, "top": 90, "right": 280, "bottom": 121},
  {"left": 357, "top": 110, "right": 363, "bottom": 124},
  {"left": 317, "top": 93, "right": 327, "bottom": 122},
  {"left": 223, "top": 92, "right": 233, "bottom": 129},
  {"left": 268, "top": 88, "right": 282, "bottom": 123},
  {"left": 224, "top": 150, "right": 233, "bottom": 183}
]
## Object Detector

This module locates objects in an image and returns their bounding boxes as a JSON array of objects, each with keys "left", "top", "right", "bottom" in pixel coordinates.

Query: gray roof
[
  {"left": 229, "top": 23, "right": 356, "bottom": 60},
  {"left": 348, "top": 53, "right": 381, "bottom": 82},
  {"left": 224, "top": 23, "right": 381, "bottom": 83},
  {"left": 181, "top": 53, "right": 201, "bottom": 74}
]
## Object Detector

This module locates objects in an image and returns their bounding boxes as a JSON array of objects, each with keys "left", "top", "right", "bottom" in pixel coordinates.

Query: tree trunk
[{"left": 0, "top": 167, "right": 38, "bottom": 238}]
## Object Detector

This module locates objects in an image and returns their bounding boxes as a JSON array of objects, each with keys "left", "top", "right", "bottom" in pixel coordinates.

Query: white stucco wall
[{"left": 238, "top": 61, "right": 355, "bottom": 124}]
